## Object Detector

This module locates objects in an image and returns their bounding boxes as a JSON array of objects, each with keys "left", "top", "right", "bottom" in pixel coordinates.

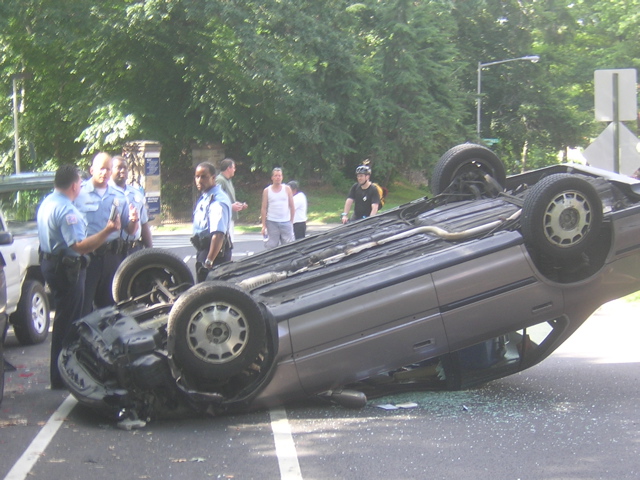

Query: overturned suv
[{"left": 60, "top": 144, "right": 640, "bottom": 422}]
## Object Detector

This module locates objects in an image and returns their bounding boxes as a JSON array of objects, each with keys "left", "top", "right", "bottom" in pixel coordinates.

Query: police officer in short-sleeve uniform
[
  {"left": 37, "top": 164, "right": 119, "bottom": 389},
  {"left": 111, "top": 155, "right": 152, "bottom": 254},
  {"left": 192, "top": 162, "right": 232, "bottom": 282},
  {"left": 74, "top": 152, "right": 139, "bottom": 316}
]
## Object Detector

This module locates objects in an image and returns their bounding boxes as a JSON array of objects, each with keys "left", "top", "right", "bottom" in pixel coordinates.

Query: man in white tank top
[{"left": 260, "top": 167, "right": 295, "bottom": 249}]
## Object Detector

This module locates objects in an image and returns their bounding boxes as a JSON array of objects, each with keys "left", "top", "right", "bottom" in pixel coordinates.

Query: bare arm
[
  {"left": 285, "top": 186, "right": 295, "bottom": 223},
  {"left": 206, "top": 232, "right": 225, "bottom": 263},
  {"left": 370, "top": 203, "right": 379, "bottom": 216},
  {"left": 260, "top": 188, "right": 269, "bottom": 235},
  {"left": 141, "top": 222, "right": 153, "bottom": 248},
  {"left": 126, "top": 204, "right": 140, "bottom": 235},
  {"left": 70, "top": 218, "right": 120, "bottom": 255},
  {"left": 232, "top": 202, "right": 246, "bottom": 212},
  {"left": 342, "top": 198, "right": 354, "bottom": 224}
]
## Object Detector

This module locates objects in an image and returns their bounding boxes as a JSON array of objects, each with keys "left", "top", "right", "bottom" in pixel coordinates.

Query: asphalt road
[{"left": 1, "top": 233, "right": 638, "bottom": 480}]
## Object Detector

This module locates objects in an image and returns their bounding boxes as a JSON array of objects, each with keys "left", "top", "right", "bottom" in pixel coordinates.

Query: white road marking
[
  {"left": 3, "top": 395, "right": 78, "bottom": 480},
  {"left": 270, "top": 407, "right": 303, "bottom": 480}
]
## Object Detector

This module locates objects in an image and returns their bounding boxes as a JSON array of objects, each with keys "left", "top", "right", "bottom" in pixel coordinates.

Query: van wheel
[
  {"left": 167, "top": 282, "right": 267, "bottom": 385},
  {"left": 113, "top": 248, "right": 194, "bottom": 303},
  {"left": 11, "top": 280, "right": 50, "bottom": 345},
  {"left": 432, "top": 143, "right": 506, "bottom": 196},
  {"left": 522, "top": 174, "right": 603, "bottom": 258}
]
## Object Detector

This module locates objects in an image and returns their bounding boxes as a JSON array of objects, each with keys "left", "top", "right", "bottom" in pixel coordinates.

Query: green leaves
[{"left": 1, "top": 0, "right": 638, "bottom": 184}]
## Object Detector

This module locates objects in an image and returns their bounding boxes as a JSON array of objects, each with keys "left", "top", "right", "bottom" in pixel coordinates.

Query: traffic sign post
[{"left": 588, "top": 69, "right": 638, "bottom": 174}]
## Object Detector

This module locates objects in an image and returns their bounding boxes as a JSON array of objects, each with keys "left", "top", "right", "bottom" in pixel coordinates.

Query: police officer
[
  {"left": 37, "top": 164, "right": 120, "bottom": 389},
  {"left": 192, "top": 162, "right": 232, "bottom": 282},
  {"left": 75, "top": 152, "right": 139, "bottom": 315},
  {"left": 111, "top": 155, "right": 152, "bottom": 254}
]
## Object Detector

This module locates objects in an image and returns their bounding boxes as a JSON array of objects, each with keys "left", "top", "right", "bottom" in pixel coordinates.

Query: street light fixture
[{"left": 476, "top": 55, "right": 539, "bottom": 140}]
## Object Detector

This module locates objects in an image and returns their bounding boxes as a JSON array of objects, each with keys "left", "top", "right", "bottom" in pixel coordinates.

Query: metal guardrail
[{"left": 0, "top": 172, "right": 55, "bottom": 194}]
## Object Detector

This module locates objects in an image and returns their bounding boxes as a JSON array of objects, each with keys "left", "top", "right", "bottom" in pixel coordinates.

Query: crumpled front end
[
  {"left": 59, "top": 304, "right": 185, "bottom": 419},
  {"left": 59, "top": 298, "right": 280, "bottom": 421}
]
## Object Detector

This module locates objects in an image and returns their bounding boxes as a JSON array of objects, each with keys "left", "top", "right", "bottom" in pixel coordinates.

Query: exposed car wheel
[
  {"left": 167, "top": 281, "right": 266, "bottom": 384},
  {"left": 11, "top": 280, "right": 50, "bottom": 345},
  {"left": 431, "top": 143, "right": 506, "bottom": 196},
  {"left": 113, "top": 248, "right": 194, "bottom": 303},
  {"left": 522, "top": 174, "right": 603, "bottom": 258}
]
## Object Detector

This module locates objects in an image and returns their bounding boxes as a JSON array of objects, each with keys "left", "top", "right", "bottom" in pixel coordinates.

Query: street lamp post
[
  {"left": 476, "top": 55, "right": 539, "bottom": 141},
  {"left": 11, "top": 72, "right": 30, "bottom": 174}
]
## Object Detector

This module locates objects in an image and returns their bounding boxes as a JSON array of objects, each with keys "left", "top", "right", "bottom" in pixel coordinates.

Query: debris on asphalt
[
  {"left": 116, "top": 417, "right": 147, "bottom": 431},
  {"left": 375, "top": 402, "right": 418, "bottom": 410}
]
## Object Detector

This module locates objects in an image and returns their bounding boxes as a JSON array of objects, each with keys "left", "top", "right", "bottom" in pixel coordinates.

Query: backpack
[{"left": 372, "top": 183, "right": 386, "bottom": 209}]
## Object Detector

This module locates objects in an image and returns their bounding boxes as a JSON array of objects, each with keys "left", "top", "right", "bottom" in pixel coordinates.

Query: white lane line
[
  {"left": 3, "top": 395, "right": 78, "bottom": 480},
  {"left": 269, "top": 407, "right": 303, "bottom": 480}
]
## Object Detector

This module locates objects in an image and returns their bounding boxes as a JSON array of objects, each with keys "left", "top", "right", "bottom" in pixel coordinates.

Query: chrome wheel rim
[
  {"left": 186, "top": 301, "right": 249, "bottom": 364},
  {"left": 543, "top": 190, "right": 592, "bottom": 247}
]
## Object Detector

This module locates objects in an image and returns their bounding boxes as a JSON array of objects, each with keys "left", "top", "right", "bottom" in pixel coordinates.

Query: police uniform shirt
[
  {"left": 37, "top": 190, "right": 87, "bottom": 257},
  {"left": 111, "top": 182, "right": 148, "bottom": 241},
  {"left": 193, "top": 185, "right": 231, "bottom": 237},
  {"left": 75, "top": 180, "right": 129, "bottom": 242}
]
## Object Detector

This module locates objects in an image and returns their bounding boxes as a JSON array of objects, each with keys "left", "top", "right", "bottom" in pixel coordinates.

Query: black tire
[
  {"left": 522, "top": 174, "right": 603, "bottom": 258},
  {"left": 112, "top": 248, "right": 194, "bottom": 303},
  {"left": 431, "top": 143, "right": 506, "bottom": 196},
  {"left": 11, "top": 280, "right": 50, "bottom": 345},
  {"left": 167, "top": 281, "right": 266, "bottom": 383}
]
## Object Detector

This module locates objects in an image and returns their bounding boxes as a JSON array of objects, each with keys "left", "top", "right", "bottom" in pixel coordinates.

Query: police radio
[{"left": 109, "top": 203, "right": 118, "bottom": 222}]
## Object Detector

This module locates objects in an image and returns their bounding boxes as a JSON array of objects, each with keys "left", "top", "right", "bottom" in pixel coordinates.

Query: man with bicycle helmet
[{"left": 341, "top": 164, "right": 381, "bottom": 223}]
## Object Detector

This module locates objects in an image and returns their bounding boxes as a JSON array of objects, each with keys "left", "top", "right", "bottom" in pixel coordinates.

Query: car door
[
  {"left": 0, "top": 218, "right": 20, "bottom": 314},
  {"left": 433, "top": 244, "right": 564, "bottom": 353},
  {"left": 289, "top": 272, "right": 448, "bottom": 394}
]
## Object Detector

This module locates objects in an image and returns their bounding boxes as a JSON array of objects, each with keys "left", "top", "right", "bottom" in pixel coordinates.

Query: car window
[
  {"left": 0, "top": 188, "right": 52, "bottom": 223},
  {"left": 0, "top": 173, "right": 55, "bottom": 229},
  {"left": 451, "top": 319, "right": 559, "bottom": 388}
]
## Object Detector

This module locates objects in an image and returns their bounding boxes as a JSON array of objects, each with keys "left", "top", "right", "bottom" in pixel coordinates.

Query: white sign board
[
  {"left": 594, "top": 69, "right": 637, "bottom": 121},
  {"left": 582, "top": 122, "right": 640, "bottom": 176}
]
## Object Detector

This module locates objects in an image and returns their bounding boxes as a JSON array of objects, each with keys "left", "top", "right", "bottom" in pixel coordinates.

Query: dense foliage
[{"left": 1, "top": 1, "right": 638, "bottom": 192}]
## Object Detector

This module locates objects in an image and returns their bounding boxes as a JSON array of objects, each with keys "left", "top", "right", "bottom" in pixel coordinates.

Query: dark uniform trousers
[
  {"left": 83, "top": 249, "right": 124, "bottom": 316},
  {"left": 41, "top": 257, "right": 86, "bottom": 387}
]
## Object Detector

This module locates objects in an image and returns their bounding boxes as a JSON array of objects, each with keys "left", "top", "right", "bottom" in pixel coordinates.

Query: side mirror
[{"left": 0, "top": 231, "right": 14, "bottom": 246}]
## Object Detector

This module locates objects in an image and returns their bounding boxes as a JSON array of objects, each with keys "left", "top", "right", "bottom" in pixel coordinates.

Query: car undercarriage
[{"left": 59, "top": 144, "right": 640, "bottom": 425}]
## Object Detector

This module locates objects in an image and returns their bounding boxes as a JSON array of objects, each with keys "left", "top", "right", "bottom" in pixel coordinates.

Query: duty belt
[
  {"left": 92, "top": 239, "right": 124, "bottom": 256},
  {"left": 40, "top": 252, "right": 89, "bottom": 268},
  {"left": 126, "top": 239, "right": 143, "bottom": 250}
]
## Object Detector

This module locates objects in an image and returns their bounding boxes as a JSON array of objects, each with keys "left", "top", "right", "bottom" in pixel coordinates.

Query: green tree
[
  {"left": 346, "top": 0, "right": 468, "bottom": 183},
  {"left": 2, "top": 0, "right": 639, "bottom": 193}
]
